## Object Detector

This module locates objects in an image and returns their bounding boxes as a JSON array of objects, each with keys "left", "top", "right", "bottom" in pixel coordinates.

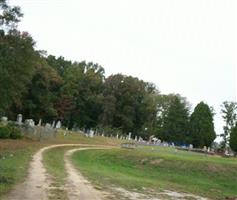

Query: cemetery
[
  {"left": 1, "top": 113, "right": 237, "bottom": 200},
  {"left": 0, "top": 0, "right": 236, "bottom": 199}
]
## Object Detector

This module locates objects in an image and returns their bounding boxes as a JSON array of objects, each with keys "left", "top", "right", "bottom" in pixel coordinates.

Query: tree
[
  {"left": 0, "top": 30, "right": 37, "bottom": 115},
  {"left": 0, "top": 0, "right": 23, "bottom": 31},
  {"left": 156, "top": 94, "right": 182, "bottom": 137},
  {"left": 19, "top": 57, "right": 62, "bottom": 122},
  {"left": 46, "top": 55, "right": 72, "bottom": 76},
  {"left": 189, "top": 102, "right": 216, "bottom": 147},
  {"left": 221, "top": 101, "right": 237, "bottom": 149},
  {"left": 160, "top": 95, "right": 190, "bottom": 144},
  {"left": 100, "top": 74, "right": 159, "bottom": 137},
  {"left": 230, "top": 125, "right": 237, "bottom": 154},
  {"left": 59, "top": 61, "right": 105, "bottom": 129}
]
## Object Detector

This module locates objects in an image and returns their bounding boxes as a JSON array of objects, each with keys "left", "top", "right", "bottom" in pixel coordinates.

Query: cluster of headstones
[{"left": 1, "top": 114, "right": 62, "bottom": 129}]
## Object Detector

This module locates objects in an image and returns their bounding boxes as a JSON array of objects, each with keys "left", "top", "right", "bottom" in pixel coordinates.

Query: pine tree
[{"left": 189, "top": 102, "right": 216, "bottom": 148}]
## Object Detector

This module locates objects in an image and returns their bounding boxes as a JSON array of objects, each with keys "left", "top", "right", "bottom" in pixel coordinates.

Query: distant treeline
[{"left": 1, "top": 0, "right": 232, "bottom": 149}]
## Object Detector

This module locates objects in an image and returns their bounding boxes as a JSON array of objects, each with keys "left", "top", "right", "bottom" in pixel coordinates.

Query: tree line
[{"left": 0, "top": 1, "right": 236, "bottom": 151}]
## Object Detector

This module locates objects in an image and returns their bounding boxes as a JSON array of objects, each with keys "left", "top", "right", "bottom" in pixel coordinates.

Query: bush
[
  {"left": 0, "top": 124, "right": 22, "bottom": 139},
  {"left": 0, "top": 126, "right": 11, "bottom": 139},
  {"left": 7, "top": 123, "right": 22, "bottom": 139},
  {"left": 10, "top": 126, "right": 22, "bottom": 139}
]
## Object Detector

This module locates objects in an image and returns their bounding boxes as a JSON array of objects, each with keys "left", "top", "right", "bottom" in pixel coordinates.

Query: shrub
[
  {"left": 0, "top": 126, "right": 11, "bottom": 139},
  {"left": 0, "top": 124, "right": 22, "bottom": 139},
  {"left": 7, "top": 123, "right": 22, "bottom": 139}
]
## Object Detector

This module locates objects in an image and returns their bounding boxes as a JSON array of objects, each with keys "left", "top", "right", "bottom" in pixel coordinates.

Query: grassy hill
[
  {"left": 1, "top": 132, "right": 237, "bottom": 199},
  {"left": 72, "top": 146, "right": 237, "bottom": 199}
]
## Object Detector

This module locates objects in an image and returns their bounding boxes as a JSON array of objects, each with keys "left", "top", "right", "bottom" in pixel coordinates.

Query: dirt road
[{"left": 3, "top": 144, "right": 112, "bottom": 200}]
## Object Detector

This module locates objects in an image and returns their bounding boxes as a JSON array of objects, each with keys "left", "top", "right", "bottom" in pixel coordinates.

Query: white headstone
[
  {"left": 37, "top": 119, "right": 42, "bottom": 126},
  {"left": 17, "top": 114, "right": 23, "bottom": 124},
  {"left": 25, "top": 119, "right": 35, "bottom": 127},
  {"left": 55, "top": 120, "right": 61, "bottom": 129},
  {"left": 51, "top": 121, "right": 56, "bottom": 128},
  {"left": 89, "top": 130, "right": 94, "bottom": 138},
  {"left": 45, "top": 123, "right": 51, "bottom": 128},
  {"left": 128, "top": 132, "right": 132, "bottom": 140}
]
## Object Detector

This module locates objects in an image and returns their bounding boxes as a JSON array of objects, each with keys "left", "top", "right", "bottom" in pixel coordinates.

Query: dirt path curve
[
  {"left": 3, "top": 144, "right": 115, "bottom": 200},
  {"left": 65, "top": 148, "right": 110, "bottom": 200}
]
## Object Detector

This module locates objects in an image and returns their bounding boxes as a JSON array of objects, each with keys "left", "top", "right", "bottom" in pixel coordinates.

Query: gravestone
[
  {"left": 25, "top": 119, "right": 35, "bottom": 127},
  {"left": 37, "top": 119, "right": 42, "bottom": 126},
  {"left": 51, "top": 121, "right": 56, "bottom": 128},
  {"left": 189, "top": 144, "right": 193, "bottom": 149},
  {"left": 17, "top": 114, "right": 23, "bottom": 125},
  {"left": 207, "top": 147, "right": 210, "bottom": 153},
  {"left": 45, "top": 123, "right": 51, "bottom": 128},
  {"left": 128, "top": 132, "right": 132, "bottom": 140},
  {"left": 89, "top": 130, "right": 94, "bottom": 138},
  {"left": 55, "top": 120, "right": 61, "bottom": 129}
]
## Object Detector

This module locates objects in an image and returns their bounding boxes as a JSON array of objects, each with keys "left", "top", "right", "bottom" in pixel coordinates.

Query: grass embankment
[
  {"left": 72, "top": 146, "right": 237, "bottom": 200},
  {"left": 0, "top": 131, "right": 121, "bottom": 198}
]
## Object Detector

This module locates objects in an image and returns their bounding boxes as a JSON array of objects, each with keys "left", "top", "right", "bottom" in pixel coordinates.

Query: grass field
[
  {"left": 72, "top": 146, "right": 237, "bottom": 200},
  {"left": 0, "top": 131, "right": 121, "bottom": 198}
]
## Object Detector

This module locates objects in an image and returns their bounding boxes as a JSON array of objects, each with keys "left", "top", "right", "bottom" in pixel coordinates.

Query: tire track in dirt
[{"left": 2, "top": 144, "right": 115, "bottom": 200}]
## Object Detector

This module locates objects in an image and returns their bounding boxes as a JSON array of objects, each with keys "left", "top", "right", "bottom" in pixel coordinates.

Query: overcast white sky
[{"left": 11, "top": 0, "right": 236, "bottom": 139}]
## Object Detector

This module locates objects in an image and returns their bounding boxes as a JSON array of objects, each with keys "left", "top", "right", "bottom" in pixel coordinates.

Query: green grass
[
  {"left": 72, "top": 146, "right": 237, "bottom": 200},
  {"left": 0, "top": 145, "right": 35, "bottom": 197}
]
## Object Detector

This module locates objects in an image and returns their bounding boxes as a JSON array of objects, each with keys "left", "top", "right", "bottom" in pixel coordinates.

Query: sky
[{"left": 11, "top": 0, "right": 236, "bottom": 140}]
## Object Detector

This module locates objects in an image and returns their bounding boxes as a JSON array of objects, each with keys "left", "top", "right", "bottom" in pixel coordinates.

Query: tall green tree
[
  {"left": 46, "top": 55, "right": 72, "bottom": 76},
  {"left": 221, "top": 101, "right": 237, "bottom": 149},
  {"left": 0, "top": 30, "right": 37, "bottom": 115},
  {"left": 160, "top": 95, "right": 190, "bottom": 144},
  {"left": 189, "top": 102, "right": 216, "bottom": 147},
  {"left": 230, "top": 124, "right": 237, "bottom": 154},
  {"left": 100, "top": 74, "right": 158, "bottom": 137},
  {"left": 19, "top": 57, "right": 62, "bottom": 122},
  {"left": 58, "top": 61, "right": 104, "bottom": 129}
]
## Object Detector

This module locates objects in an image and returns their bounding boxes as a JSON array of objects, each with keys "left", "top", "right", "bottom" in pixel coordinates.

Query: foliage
[
  {"left": 100, "top": 74, "right": 158, "bottom": 137},
  {"left": 0, "top": 0, "right": 23, "bottom": 30},
  {"left": 0, "top": 30, "right": 37, "bottom": 115},
  {"left": 159, "top": 95, "right": 190, "bottom": 144},
  {"left": 0, "top": 123, "right": 22, "bottom": 139},
  {"left": 189, "top": 102, "right": 216, "bottom": 147},
  {"left": 20, "top": 57, "right": 62, "bottom": 122},
  {"left": 221, "top": 101, "right": 237, "bottom": 149},
  {"left": 0, "top": 125, "right": 10, "bottom": 138},
  {"left": 58, "top": 61, "right": 105, "bottom": 129},
  {"left": 230, "top": 125, "right": 237, "bottom": 153}
]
